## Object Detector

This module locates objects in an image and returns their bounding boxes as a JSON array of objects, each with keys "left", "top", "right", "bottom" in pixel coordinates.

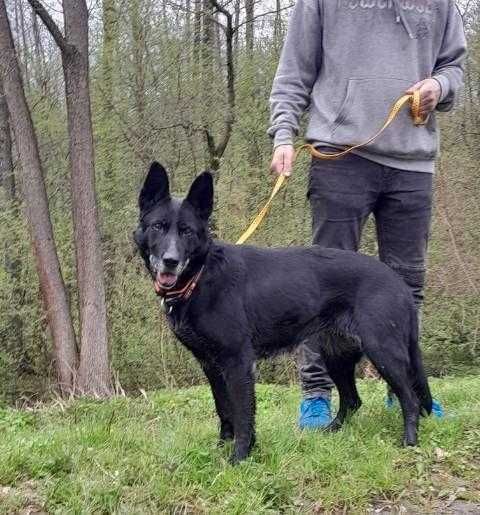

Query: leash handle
[{"left": 236, "top": 90, "right": 424, "bottom": 245}]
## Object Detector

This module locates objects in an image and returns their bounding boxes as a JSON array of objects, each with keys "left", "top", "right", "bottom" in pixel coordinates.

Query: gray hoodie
[{"left": 268, "top": 0, "right": 467, "bottom": 173}]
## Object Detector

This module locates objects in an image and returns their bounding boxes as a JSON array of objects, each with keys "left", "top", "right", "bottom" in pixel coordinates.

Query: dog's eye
[
  {"left": 179, "top": 226, "right": 193, "bottom": 236},
  {"left": 151, "top": 222, "right": 167, "bottom": 232}
]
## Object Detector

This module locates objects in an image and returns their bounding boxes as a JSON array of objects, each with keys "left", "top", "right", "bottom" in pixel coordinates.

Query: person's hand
[
  {"left": 406, "top": 78, "right": 442, "bottom": 119},
  {"left": 270, "top": 144, "right": 296, "bottom": 177}
]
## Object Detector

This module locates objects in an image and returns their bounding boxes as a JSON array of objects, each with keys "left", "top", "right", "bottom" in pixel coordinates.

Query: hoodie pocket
[{"left": 330, "top": 77, "right": 437, "bottom": 160}]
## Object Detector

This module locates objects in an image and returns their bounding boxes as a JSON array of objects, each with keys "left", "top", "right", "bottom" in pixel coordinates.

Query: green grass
[{"left": 1, "top": 377, "right": 479, "bottom": 514}]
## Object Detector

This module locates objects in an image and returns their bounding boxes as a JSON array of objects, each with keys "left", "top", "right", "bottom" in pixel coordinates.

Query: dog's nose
[{"left": 163, "top": 257, "right": 179, "bottom": 269}]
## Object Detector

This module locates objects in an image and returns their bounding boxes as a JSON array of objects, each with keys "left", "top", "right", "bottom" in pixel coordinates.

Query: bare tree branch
[
  {"left": 26, "top": 0, "right": 69, "bottom": 54},
  {"left": 210, "top": 0, "right": 231, "bottom": 19},
  {"left": 233, "top": 4, "right": 293, "bottom": 33},
  {"left": 205, "top": 0, "right": 235, "bottom": 168}
]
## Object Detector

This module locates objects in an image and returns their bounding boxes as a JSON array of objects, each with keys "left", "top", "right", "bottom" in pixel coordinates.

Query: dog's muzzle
[{"left": 149, "top": 255, "right": 189, "bottom": 291}]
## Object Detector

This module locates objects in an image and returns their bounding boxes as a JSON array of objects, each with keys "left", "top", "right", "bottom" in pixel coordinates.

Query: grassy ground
[{"left": 0, "top": 377, "right": 479, "bottom": 514}]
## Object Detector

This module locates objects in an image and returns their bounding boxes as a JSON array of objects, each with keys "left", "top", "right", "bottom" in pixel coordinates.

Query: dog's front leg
[
  {"left": 223, "top": 355, "right": 256, "bottom": 464},
  {"left": 201, "top": 361, "right": 234, "bottom": 444}
]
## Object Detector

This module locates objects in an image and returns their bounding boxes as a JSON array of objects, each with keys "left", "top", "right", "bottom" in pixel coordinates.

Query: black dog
[{"left": 134, "top": 162, "right": 433, "bottom": 464}]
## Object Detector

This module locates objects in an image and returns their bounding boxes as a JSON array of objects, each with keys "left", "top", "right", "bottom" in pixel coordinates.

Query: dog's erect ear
[
  {"left": 139, "top": 162, "right": 170, "bottom": 212},
  {"left": 185, "top": 171, "right": 214, "bottom": 220}
]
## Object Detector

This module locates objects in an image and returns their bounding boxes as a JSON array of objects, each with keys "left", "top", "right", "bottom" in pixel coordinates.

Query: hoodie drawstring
[{"left": 393, "top": 0, "right": 415, "bottom": 39}]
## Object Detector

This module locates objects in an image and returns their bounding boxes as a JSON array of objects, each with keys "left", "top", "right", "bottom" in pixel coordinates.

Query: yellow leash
[{"left": 236, "top": 90, "right": 423, "bottom": 245}]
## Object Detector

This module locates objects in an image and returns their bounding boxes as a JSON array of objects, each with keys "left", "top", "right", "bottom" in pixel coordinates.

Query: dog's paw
[
  {"left": 402, "top": 436, "right": 417, "bottom": 447},
  {"left": 228, "top": 450, "right": 249, "bottom": 465},
  {"left": 228, "top": 438, "right": 254, "bottom": 465},
  {"left": 323, "top": 418, "right": 343, "bottom": 433}
]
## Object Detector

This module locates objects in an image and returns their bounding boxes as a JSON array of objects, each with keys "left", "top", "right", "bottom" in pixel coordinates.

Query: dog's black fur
[{"left": 134, "top": 162, "right": 433, "bottom": 464}]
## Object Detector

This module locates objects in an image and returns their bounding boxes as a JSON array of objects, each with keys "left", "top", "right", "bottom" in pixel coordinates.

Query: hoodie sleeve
[
  {"left": 267, "top": 0, "right": 323, "bottom": 147},
  {"left": 432, "top": 1, "right": 467, "bottom": 112}
]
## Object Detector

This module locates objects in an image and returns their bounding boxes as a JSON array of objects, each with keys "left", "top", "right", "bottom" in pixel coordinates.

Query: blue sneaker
[
  {"left": 385, "top": 393, "right": 397, "bottom": 409},
  {"left": 298, "top": 396, "right": 332, "bottom": 429},
  {"left": 385, "top": 394, "right": 444, "bottom": 418},
  {"left": 431, "top": 399, "right": 444, "bottom": 418}
]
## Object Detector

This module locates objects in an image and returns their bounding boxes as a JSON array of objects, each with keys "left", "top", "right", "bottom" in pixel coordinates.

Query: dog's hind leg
[
  {"left": 322, "top": 340, "right": 363, "bottom": 432},
  {"left": 365, "top": 341, "right": 420, "bottom": 446},
  {"left": 201, "top": 361, "right": 235, "bottom": 444}
]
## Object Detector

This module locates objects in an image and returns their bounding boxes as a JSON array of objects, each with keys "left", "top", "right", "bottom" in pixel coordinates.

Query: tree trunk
[
  {"left": 274, "top": 0, "right": 283, "bottom": 51},
  {"left": 61, "top": 0, "right": 112, "bottom": 396},
  {"left": 31, "top": 7, "right": 46, "bottom": 91},
  {"left": 0, "top": 81, "right": 14, "bottom": 198},
  {"left": 15, "top": 0, "right": 30, "bottom": 88},
  {"left": 129, "top": 0, "right": 147, "bottom": 162},
  {"left": 0, "top": 79, "right": 28, "bottom": 386},
  {"left": 245, "top": 0, "right": 254, "bottom": 56},
  {"left": 204, "top": 0, "right": 235, "bottom": 172},
  {"left": 101, "top": 0, "right": 118, "bottom": 178},
  {"left": 201, "top": 0, "right": 215, "bottom": 74},
  {"left": 193, "top": 0, "right": 201, "bottom": 60},
  {"left": 0, "top": 3, "right": 78, "bottom": 395},
  {"left": 185, "top": 0, "right": 191, "bottom": 41},
  {"left": 233, "top": 0, "right": 240, "bottom": 55}
]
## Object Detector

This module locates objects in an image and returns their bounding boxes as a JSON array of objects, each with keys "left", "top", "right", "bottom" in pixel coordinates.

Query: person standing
[{"left": 268, "top": 0, "right": 467, "bottom": 429}]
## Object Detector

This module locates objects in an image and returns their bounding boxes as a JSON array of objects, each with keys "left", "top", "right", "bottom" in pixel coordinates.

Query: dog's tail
[{"left": 409, "top": 306, "right": 433, "bottom": 416}]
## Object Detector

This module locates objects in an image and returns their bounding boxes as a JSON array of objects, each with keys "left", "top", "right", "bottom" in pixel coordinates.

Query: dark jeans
[{"left": 299, "top": 152, "right": 433, "bottom": 400}]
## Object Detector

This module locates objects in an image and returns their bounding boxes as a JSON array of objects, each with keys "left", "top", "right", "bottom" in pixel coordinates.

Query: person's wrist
[
  {"left": 431, "top": 75, "right": 448, "bottom": 103},
  {"left": 273, "top": 128, "right": 294, "bottom": 148}
]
